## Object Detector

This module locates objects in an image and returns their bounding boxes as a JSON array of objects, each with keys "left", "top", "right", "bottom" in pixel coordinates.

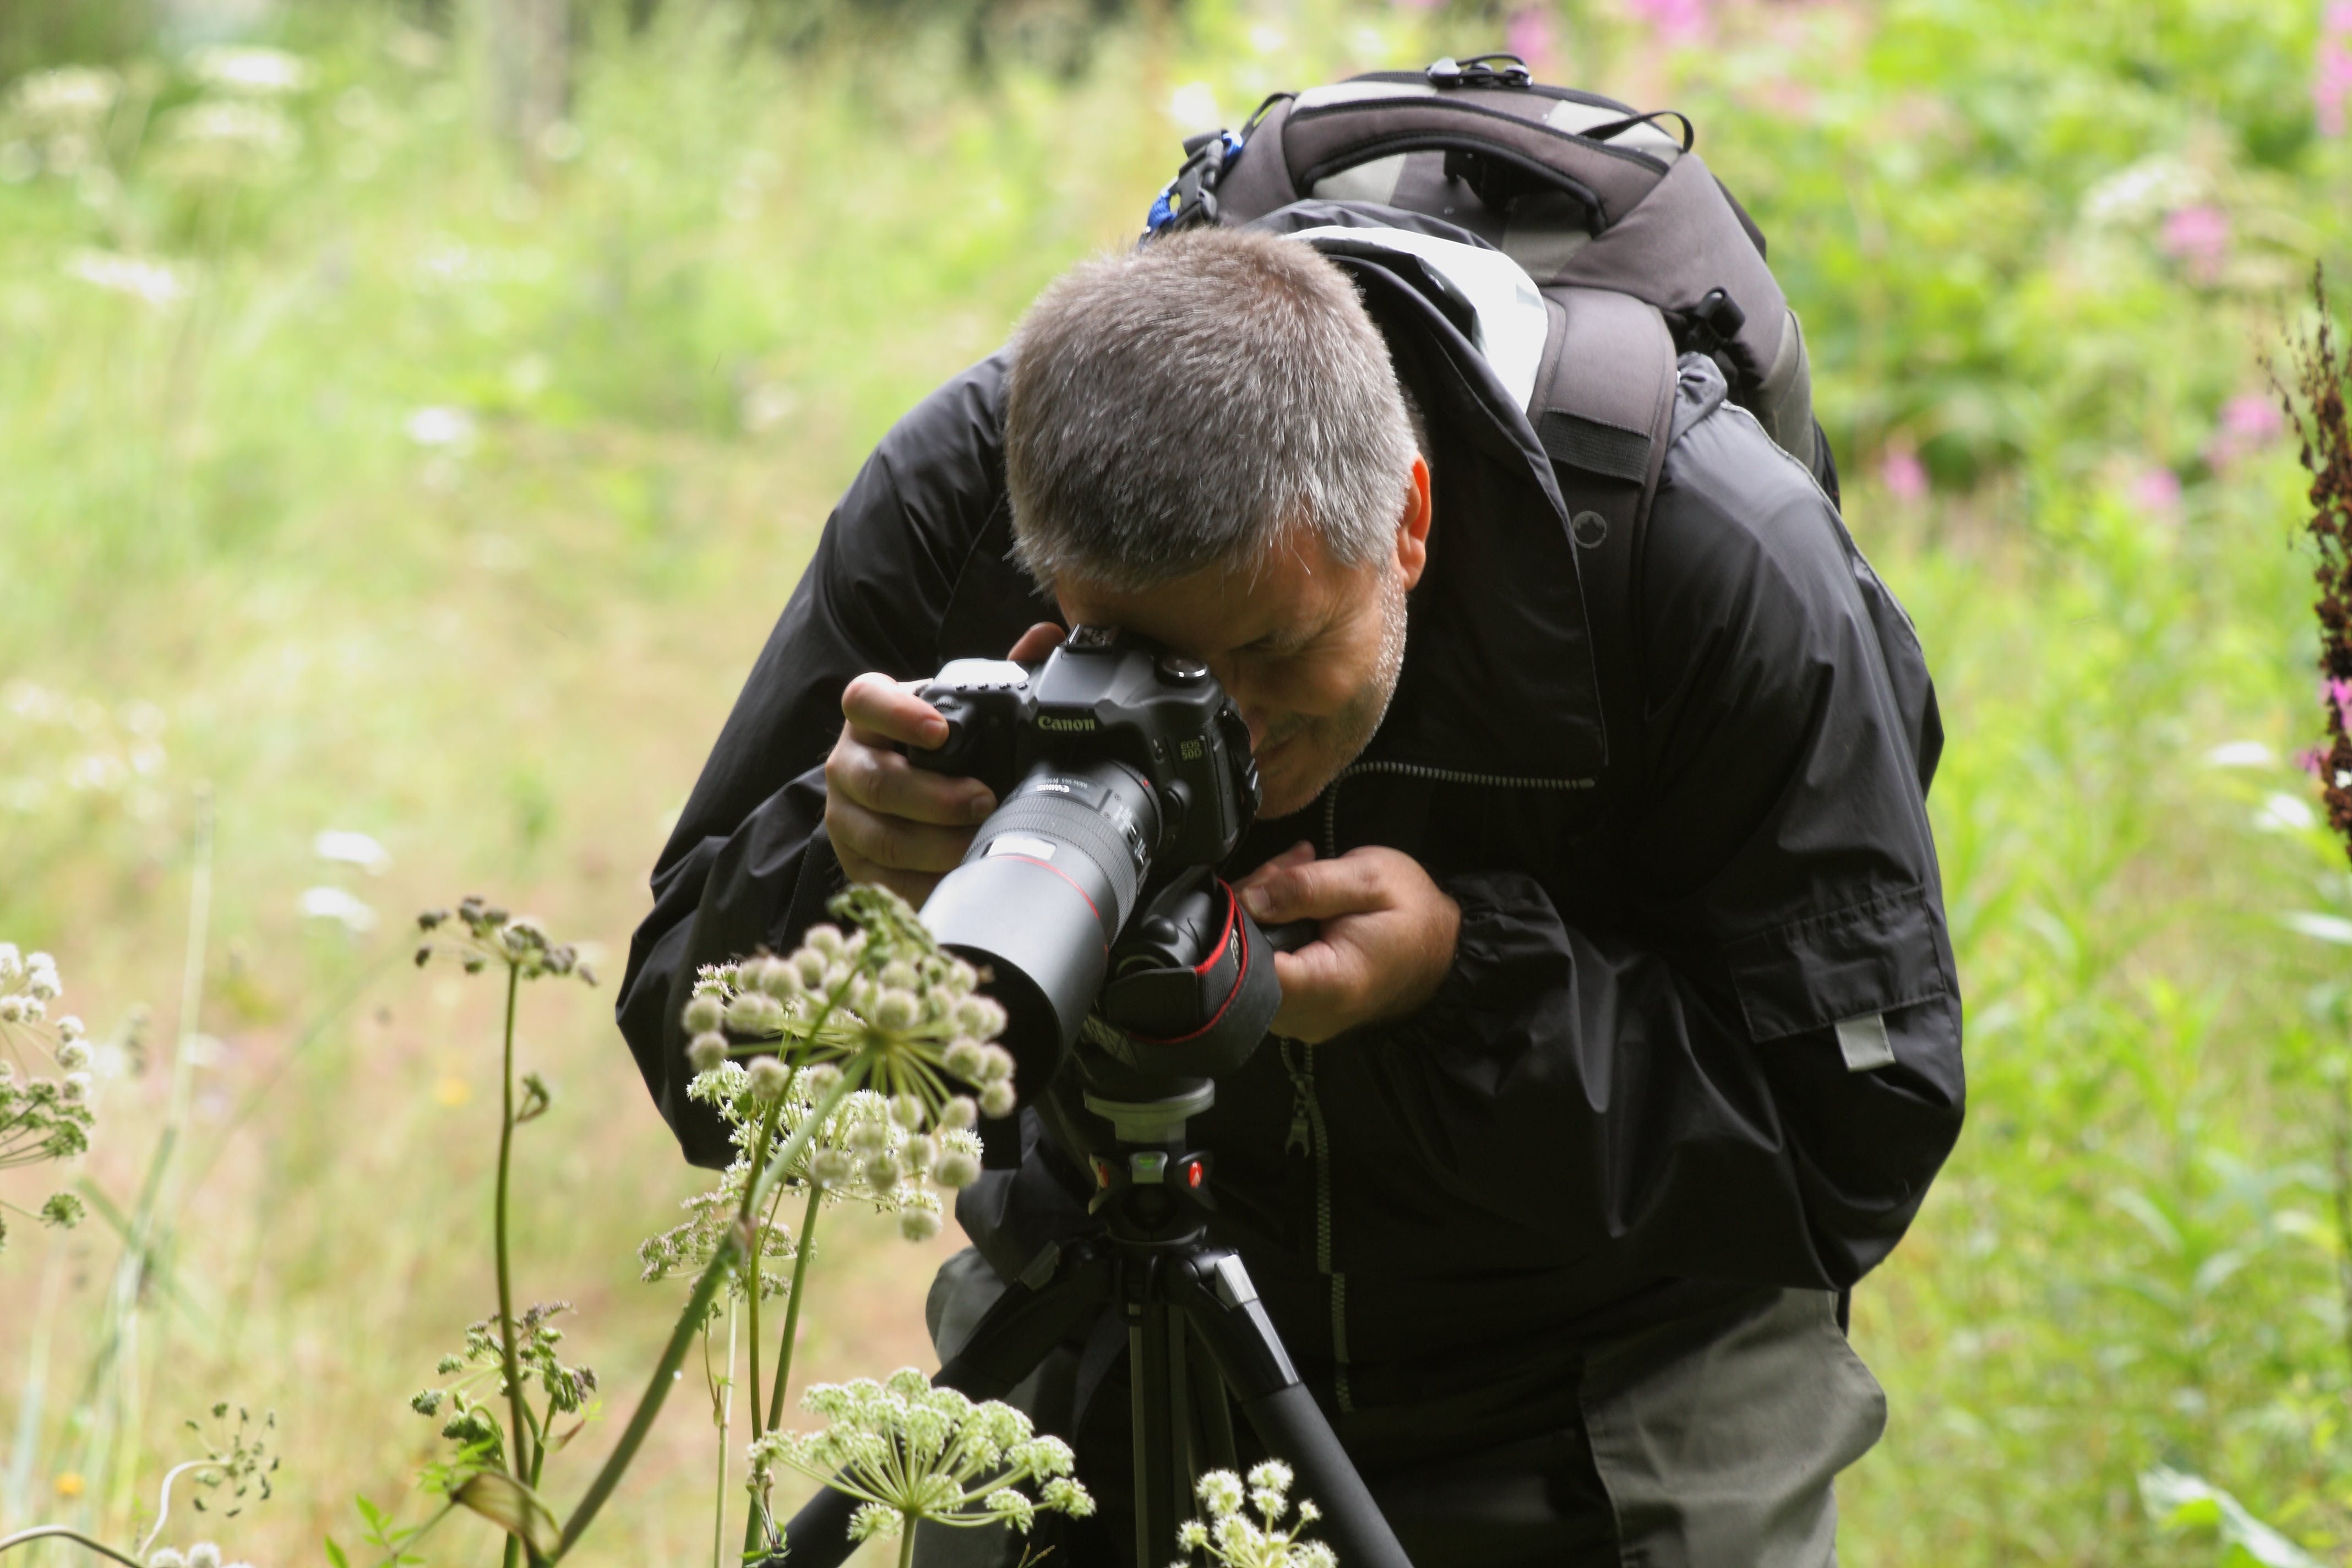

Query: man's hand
[
  {"left": 825, "top": 623, "right": 1064, "bottom": 906},
  {"left": 1234, "top": 842, "right": 1462, "bottom": 1044}
]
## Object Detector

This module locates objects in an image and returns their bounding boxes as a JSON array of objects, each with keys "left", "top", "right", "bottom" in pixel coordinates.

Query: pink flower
[
  {"left": 2206, "top": 392, "right": 2285, "bottom": 467},
  {"left": 2161, "top": 204, "right": 2230, "bottom": 282},
  {"left": 2132, "top": 467, "right": 2183, "bottom": 514},
  {"left": 2320, "top": 4, "right": 2352, "bottom": 137},
  {"left": 2299, "top": 744, "right": 2329, "bottom": 778},
  {"left": 1507, "top": 8, "right": 1557, "bottom": 74},
  {"left": 2331, "top": 676, "right": 2352, "bottom": 734},
  {"left": 1880, "top": 444, "right": 1928, "bottom": 502},
  {"left": 1627, "top": 0, "right": 1711, "bottom": 44}
]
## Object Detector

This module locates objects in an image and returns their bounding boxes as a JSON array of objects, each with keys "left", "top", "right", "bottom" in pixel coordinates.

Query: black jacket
[{"left": 617, "top": 236, "right": 1964, "bottom": 1458}]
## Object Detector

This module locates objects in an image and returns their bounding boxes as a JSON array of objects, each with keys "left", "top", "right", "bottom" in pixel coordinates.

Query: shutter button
[{"left": 1158, "top": 654, "right": 1209, "bottom": 682}]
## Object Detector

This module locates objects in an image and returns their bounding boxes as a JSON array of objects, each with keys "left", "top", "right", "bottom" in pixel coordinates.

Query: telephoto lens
[{"left": 919, "top": 758, "right": 1163, "bottom": 1060}]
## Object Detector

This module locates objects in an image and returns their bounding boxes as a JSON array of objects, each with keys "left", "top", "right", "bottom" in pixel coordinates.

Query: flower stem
[
  {"left": 553, "top": 1057, "right": 869, "bottom": 1560},
  {"left": 713, "top": 1297, "right": 737, "bottom": 1568},
  {"left": 743, "top": 1184, "right": 824, "bottom": 1560},
  {"left": 897, "top": 1516, "right": 918, "bottom": 1568},
  {"left": 493, "top": 963, "right": 537, "bottom": 1521},
  {"left": 0, "top": 1526, "right": 147, "bottom": 1566},
  {"left": 766, "top": 1185, "right": 823, "bottom": 1434}
]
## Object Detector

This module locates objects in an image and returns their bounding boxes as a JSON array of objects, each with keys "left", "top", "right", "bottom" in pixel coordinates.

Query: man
[{"left": 620, "top": 222, "right": 1963, "bottom": 1566}]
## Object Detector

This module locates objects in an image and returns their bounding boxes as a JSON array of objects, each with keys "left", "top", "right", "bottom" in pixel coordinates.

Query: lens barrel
[{"left": 921, "top": 758, "right": 1163, "bottom": 1069}]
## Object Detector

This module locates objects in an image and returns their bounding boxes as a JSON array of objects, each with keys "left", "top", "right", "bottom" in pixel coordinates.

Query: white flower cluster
[
  {"left": 414, "top": 897, "right": 595, "bottom": 985},
  {"left": 1174, "top": 1463, "right": 1336, "bottom": 1568},
  {"left": 0, "top": 941, "right": 97, "bottom": 1251},
  {"left": 1, "top": 67, "right": 119, "bottom": 181},
  {"left": 748, "top": 1368, "right": 1093, "bottom": 1542},
  {"left": 148, "top": 1544, "right": 253, "bottom": 1568},
  {"left": 676, "top": 886, "right": 1018, "bottom": 1237}
]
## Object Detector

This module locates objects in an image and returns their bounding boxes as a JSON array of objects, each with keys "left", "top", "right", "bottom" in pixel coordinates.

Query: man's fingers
[
  {"left": 827, "top": 794, "right": 978, "bottom": 875},
  {"left": 842, "top": 671, "right": 950, "bottom": 749},
  {"left": 1242, "top": 851, "right": 1386, "bottom": 923},
  {"left": 1006, "top": 622, "right": 1065, "bottom": 662},
  {"left": 831, "top": 733, "right": 995, "bottom": 825}
]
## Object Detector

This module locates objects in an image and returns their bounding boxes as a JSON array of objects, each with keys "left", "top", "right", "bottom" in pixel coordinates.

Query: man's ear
[{"left": 1395, "top": 454, "right": 1433, "bottom": 591}]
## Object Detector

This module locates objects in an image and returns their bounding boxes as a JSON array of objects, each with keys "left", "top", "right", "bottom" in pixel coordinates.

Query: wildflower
[
  {"left": 151, "top": 1550, "right": 188, "bottom": 1568},
  {"left": 747, "top": 1055, "right": 791, "bottom": 1102},
  {"left": 187, "top": 1544, "right": 222, "bottom": 1568},
  {"left": 2320, "top": 2, "right": 2352, "bottom": 138},
  {"left": 687, "top": 1032, "right": 729, "bottom": 1073},
  {"left": 1174, "top": 1461, "right": 1335, "bottom": 1568},
  {"left": 39, "top": 1192, "right": 83, "bottom": 1228},
  {"left": 413, "top": 899, "right": 596, "bottom": 986},
  {"left": 1880, "top": 444, "right": 1928, "bottom": 503},
  {"left": 2284, "top": 269, "right": 2352, "bottom": 862},
  {"left": 187, "top": 46, "right": 314, "bottom": 97},
  {"left": 749, "top": 1369, "right": 1092, "bottom": 1546},
  {"left": 2160, "top": 204, "right": 2230, "bottom": 284},
  {"left": 1, "top": 940, "right": 101, "bottom": 1192}
]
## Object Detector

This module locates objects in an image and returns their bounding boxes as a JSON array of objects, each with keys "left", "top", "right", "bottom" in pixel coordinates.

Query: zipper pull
[{"left": 1280, "top": 1039, "right": 1313, "bottom": 1158}]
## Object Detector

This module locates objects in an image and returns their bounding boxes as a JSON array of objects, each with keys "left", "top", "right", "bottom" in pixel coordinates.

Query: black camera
[{"left": 912, "top": 625, "right": 1280, "bottom": 1077}]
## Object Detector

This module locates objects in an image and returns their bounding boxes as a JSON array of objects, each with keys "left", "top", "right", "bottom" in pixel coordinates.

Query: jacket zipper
[
  {"left": 1279, "top": 1037, "right": 1351, "bottom": 1412},
  {"left": 1284, "top": 762, "right": 1593, "bottom": 1412},
  {"left": 1320, "top": 759, "right": 1596, "bottom": 858}
]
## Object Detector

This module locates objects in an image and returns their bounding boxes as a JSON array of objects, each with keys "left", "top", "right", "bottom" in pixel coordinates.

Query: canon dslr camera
[{"left": 912, "top": 625, "right": 1283, "bottom": 1080}]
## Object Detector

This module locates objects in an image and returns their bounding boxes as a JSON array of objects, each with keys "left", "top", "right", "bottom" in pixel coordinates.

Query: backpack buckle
[
  {"left": 1144, "top": 129, "right": 1244, "bottom": 236},
  {"left": 1425, "top": 54, "right": 1533, "bottom": 89}
]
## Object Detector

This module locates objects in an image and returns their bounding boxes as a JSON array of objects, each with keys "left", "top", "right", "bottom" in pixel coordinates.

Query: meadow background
[{"left": 3, "top": 0, "right": 2351, "bottom": 1563}]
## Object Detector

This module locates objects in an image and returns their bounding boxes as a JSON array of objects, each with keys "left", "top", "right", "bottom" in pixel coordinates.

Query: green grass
[{"left": 3, "top": 1, "right": 2351, "bottom": 1564}]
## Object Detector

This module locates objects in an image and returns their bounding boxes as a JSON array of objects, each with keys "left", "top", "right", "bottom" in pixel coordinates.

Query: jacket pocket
[{"left": 1719, "top": 885, "right": 1952, "bottom": 1044}]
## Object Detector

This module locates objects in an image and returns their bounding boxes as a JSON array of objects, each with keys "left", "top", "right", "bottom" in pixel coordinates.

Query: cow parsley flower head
[
  {"left": 0, "top": 940, "right": 103, "bottom": 1239},
  {"left": 747, "top": 1368, "right": 1092, "bottom": 1545},
  {"left": 670, "top": 886, "right": 1008, "bottom": 1244},
  {"left": 413, "top": 898, "right": 596, "bottom": 985},
  {"left": 1173, "top": 1462, "right": 1334, "bottom": 1568}
]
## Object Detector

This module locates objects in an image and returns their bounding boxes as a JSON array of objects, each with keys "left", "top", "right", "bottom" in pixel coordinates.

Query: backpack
[{"left": 1145, "top": 53, "right": 1832, "bottom": 510}]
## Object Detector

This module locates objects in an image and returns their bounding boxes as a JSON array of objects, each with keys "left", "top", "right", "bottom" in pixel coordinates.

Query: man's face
[{"left": 1052, "top": 459, "right": 1431, "bottom": 820}]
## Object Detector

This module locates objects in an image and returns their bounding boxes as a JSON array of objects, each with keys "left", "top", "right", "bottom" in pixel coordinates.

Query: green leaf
[
  {"left": 453, "top": 1469, "right": 562, "bottom": 1559},
  {"left": 325, "top": 1537, "right": 351, "bottom": 1568},
  {"left": 2139, "top": 1467, "right": 2323, "bottom": 1568},
  {"left": 355, "top": 1494, "right": 389, "bottom": 1537}
]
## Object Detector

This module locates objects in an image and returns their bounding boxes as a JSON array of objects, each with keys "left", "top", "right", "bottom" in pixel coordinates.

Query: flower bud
[
  {"left": 899, "top": 1204, "right": 943, "bottom": 1243},
  {"left": 880, "top": 960, "right": 918, "bottom": 991},
  {"left": 809, "top": 1148, "right": 852, "bottom": 1188},
  {"left": 803, "top": 1062, "right": 843, "bottom": 1096},
  {"left": 977, "top": 1044, "right": 1016, "bottom": 1085},
  {"left": 862, "top": 1151, "right": 900, "bottom": 1190},
  {"left": 61, "top": 1071, "right": 91, "bottom": 1103},
  {"left": 747, "top": 1057, "right": 791, "bottom": 1101},
  {"left": 0, "top": 996, "right": 23, "bottom": 1023},
  {"left": 805, "top": 924, "right": 845, "bottom": 958},
  {"left": 939, "top": 1095, "right": 979, "bottom": 1130},
  {"left": 686, "top": 1033, "right": 729, "bottom": 1074},
  {"left": 189, "top": 1543, "right": 221, "bottom": 1568},
  {"left": 978, "top": 1081, "right": 1016, "bottom": 1119},
  {"left": 57, "top": 1039, "right": 89, "bottom": 1071},
  {"left": 935, "top": 1148, "right": 981, "bottom": 1188},
  {"left": 0, "top": 944, "right": 18, "bottom": 981},
  {"left": 725, "top": 992, "right": 775, "bottom": 1036},
  {"left": 150, "top": 1550, "right": 187, "bottom": 1568},
  {"left": 754, "top": 957, "right": 802, "bottom": 1000},
  {"left": 873, "top": 988, "right": 918, "bottom": 1031},
  {"left": 683, "top": 993, "right": 725, "bottom": 1035},
  {"left": 890, "top": 1092, "right": 926, "bottom": 1130},
  {"left": 845, "top": 1117, "right": 888, "bottom": 1154},
  {"left": 56, "top": 1015, "right": 84, "bottom": 1043},
  {"left": 943, "top": 1038, "right": 984, "bottom": 1080},
  {"left": 792, "top": 949, "right": 827, "bottom": 988},
  {"left": 411, "top": 1389, "right": 444, "bottom": 1415},
  {"left": 902, "top": 1133, "right": 938, "bottom": 1173}
]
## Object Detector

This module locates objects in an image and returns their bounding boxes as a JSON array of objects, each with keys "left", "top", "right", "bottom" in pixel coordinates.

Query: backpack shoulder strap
[{"left": 1530, "top": 286, "right": 1677, "bottom": 782}]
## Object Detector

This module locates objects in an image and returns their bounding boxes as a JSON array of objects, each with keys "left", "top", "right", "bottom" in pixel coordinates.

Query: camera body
[
  {"left": 911, "top": 627, "right": 1267, "bottom": 1074},
  {"left": 914, "top": 623, "right": 1259, "bottom": 873}
]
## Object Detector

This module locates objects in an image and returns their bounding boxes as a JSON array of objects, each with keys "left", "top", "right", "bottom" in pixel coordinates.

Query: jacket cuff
[{"left": 1401, "top": 870, "right": 1572, "bottom": 1046}]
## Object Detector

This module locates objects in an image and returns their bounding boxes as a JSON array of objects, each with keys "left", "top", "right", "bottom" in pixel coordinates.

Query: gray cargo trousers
[{"left": 916, "top": 1250, "right": 1886, "bottom": 1568}]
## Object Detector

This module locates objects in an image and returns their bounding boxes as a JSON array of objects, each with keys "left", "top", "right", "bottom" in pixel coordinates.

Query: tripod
[{"left": 779, "top": 1072, "right": 1415, "bottom": 1568}]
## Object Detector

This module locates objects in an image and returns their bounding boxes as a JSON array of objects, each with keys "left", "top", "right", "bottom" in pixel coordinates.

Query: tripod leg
[
  {"left": 1170, "top": 1250, "right": 1415, "bottom": 1568},
  {"left": 1185, "top": 1313, "right": 1239, "bottom": 1475},
  {"left": 1129, "top": 1292, "right": 1178, "bottom": 1568}
]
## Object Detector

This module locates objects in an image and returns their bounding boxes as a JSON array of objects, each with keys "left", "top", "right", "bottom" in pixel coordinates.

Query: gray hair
[{"left": 1003, "top": 228, "right": 1417, "bottom": 591}]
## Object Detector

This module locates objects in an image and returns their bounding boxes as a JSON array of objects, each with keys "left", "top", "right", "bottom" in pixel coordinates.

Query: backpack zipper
[{"left": 1278, "top": 1037, "right": 1352, "bottom": 1412}]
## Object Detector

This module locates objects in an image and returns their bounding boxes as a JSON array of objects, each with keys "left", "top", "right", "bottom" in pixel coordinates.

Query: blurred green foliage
[{"left": 2, "top": 1, "right": 2351, "bottom": 1565}]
